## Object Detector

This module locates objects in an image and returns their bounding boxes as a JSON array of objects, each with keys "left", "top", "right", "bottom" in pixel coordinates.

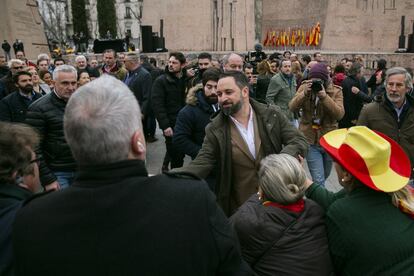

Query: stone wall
[
  {"left": 0, "top": 0, "right": 49, "bottom": 60},
  {"left": 261, "top": 0, "right": 414, "bottom": 52}
]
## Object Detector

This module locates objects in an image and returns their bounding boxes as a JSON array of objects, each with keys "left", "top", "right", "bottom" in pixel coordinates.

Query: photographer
[{"left": 289, "top": 63, "right": 344, "bottom": 186}]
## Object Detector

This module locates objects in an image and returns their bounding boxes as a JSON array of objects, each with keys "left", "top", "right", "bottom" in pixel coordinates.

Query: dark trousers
[
  {"left": 164, "top": 136, "right": 184, "bottom": 169},
  {"left": 144, "top": 108, "right": 156, "bottom": 137}
]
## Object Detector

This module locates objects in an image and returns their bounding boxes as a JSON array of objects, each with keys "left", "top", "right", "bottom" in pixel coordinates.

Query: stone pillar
[{"left": 0, "top": 0, "right": 49, "bottom": 60}]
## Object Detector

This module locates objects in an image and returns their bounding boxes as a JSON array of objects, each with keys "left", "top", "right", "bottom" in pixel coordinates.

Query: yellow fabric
[{"left": 322, "top": 127, "right": 409, "bottom": 192}]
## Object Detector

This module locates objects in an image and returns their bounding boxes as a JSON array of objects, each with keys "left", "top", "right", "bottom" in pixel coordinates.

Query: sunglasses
[{"left": 13, "top": 66, "right": 24, "bottom": 70}]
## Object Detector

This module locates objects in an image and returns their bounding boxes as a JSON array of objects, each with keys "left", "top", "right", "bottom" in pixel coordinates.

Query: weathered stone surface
[
  {"left": 0, "top": 0, "right": 49, "bottom": 60},
  {"left": 262, "top": 0, "right": 414, "bottom": 52}
]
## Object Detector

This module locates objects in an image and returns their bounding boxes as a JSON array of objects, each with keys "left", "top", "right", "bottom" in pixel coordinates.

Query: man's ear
[
  {"left": 242, "top": 86, "right": 249, "bottom": 97},
  {"left": 130, "top": 130, "right": 146, "bottom": 159}
]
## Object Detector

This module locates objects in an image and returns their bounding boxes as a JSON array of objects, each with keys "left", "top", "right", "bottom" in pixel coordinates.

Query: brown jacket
[
  {"left": 289, "top": 81, "right": 344, "bottom": 145},
  {"left": 171, "top": 99, "right": 309, "bottom": 216},
  {"left": 358, "top": 95, "right": 414, "bottom": 175}
]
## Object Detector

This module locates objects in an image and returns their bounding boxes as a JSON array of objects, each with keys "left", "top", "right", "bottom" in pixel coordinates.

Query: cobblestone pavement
[{"left": 146, "top": 127, "right": 342, "bottom": 193}]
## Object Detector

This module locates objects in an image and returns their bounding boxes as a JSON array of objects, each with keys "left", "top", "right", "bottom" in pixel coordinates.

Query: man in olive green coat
[
  {"left": 172, "top": 71, "right": 308, "bottom": 216},
  {"left": 266, "top": 59, "right": 297, "bottom": 124}
]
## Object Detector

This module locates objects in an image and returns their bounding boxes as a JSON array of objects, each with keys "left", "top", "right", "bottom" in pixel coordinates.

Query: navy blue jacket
[
  {"left": 173, "top": 86, "right": 217, "bottom": 159},
  {"left": 124, "top": 66, "right": 152, "bottom": 114},
  {"left": 0, "top": 91, "right": 42, "bottom": 123}
]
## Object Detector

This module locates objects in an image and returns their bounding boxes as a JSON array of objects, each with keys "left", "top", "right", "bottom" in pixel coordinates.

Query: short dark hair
[
  {"left": 36, "top": 58, "right": 48, "bottom": 66},
  {"left": 198, "top": 52, "right": 212, "bottom": 60},
  {"left": 103, "top": 49, "right": 116, "bottom": 56},
  {"left": 244, "top": 63, "right": 253, "bottom": 70},
  {"left": 301, "top": 55, "right": 311, "bottom": 64},
  {"left": 13, "top": 71, "right": 32, "bottom": 84},
  {"left": 149, "top": 57, "right": 157, "bottom": 67},
  {"left": 0, "top": 122, "right": 39, "bottom": 184},
  {"left": 202, "top": 68, "right": 220, "bottom": 86},
  {"left": 77, "top": 69, "right": 90, "bottom": 81},
  {"left": 219, "top": 71, "right": 249, "bottom": 90},
  {"left": 348, "top": 62, "right": 363, "bottom": 76},
  {"left": 54, "top": 58, "right": 65, "bottom": 65},
  {"left": 334, "top": 64, "right": 346, "bottom": 74},
  {"left": 169, "top": 52, "right": 186, "bottom": 64},
  {"left": 313, "top": 52, "right": 321, "bottom": 57}
]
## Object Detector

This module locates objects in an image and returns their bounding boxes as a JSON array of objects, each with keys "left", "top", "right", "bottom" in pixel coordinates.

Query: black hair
[
  {"left": 169, "top": 52, "right": 186, "bottom": 64},
  {"left": 54, "top": 58, "right": 65, "bottom": 65},
  {"left": 219, "top": 71, "right": 249, "bottom": 90},
  {"left": 198, "top": 52, "right": 212, "bottom": 60},
  {"left": 202, "top": 68, "right": 221, "bottom": 86},
  {"left": 301, "top": 55, "right": 311, "bottom": 64},
  {"left": 244, "top": 63, "right": 253, "bottom": 70},
  {"left": 13, "top": 71, "right": 32, "bottom": 84},
  {"left": 77, "top": 69, "right": 90, "bottom": 81},
  {"left": 334, "top": 64, "right": 346, "bottom": 74}
]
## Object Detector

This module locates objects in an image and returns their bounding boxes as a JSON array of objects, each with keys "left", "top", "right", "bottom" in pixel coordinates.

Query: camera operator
[
  {"left": 186, "top": 52, "right": 212, "bottom": 91},
  {"left": 245, "top": 43, "right": 267, "bottom": 74},
  {"left": 289, "top": 63, "right": 344, "bottom": 186}
]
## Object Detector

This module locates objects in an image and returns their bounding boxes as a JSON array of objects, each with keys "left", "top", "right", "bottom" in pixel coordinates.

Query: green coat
[
  {"left": 172, "top": 99, "right": 308, "bottom": 216},
  {"left": 306, "top": 183, "right": 414, "bottom": 276},
  {"left": 266, "top": 73, "right": 297, "bottom": 120}
]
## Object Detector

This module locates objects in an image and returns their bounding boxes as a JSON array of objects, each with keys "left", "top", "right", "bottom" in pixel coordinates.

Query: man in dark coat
[
  {"left": 12, "top": 75, "right": 250, "bottom": 276},
  {"left": 12, "top": 40, "right": 24, "bottom": 56},
  {"left": 152, "top": 52, "right": 187, "bottom": 169},
  {"left": 0, "top": 122, "right": 41, "bottom": 276},
  {"left": 358, "top": 67, "right": 414, "bottom": 178},
  {"left": 173, "top": 68, "right": 220, "bottom": 159},
  {"left": 2, "top": 40, "right": 11, "bottom": 61},
  {"left": 172, "top": 71, "right": 308, "bottom": 216},
  {"left": 25, "top": 65, "right": 78, "bottom": 191},
  {"left": 339, "top": 62, "right": 371, "bottom": 128},
  {"left": 123, "top": 52, "right": 152, "bottom": 114},
  {"left": 0, "top": 71, "right": 42, "bottom": 122},
  {"left": 0, "top": 59, "right": 26, "bottom": 100}
]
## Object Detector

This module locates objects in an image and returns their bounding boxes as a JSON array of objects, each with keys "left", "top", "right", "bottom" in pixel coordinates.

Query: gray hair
[
  {"left": 385, "top": 67, "right": 413, "bottom": 90},
  {"left": 75, "top": 55, "right": 87, "bottom": 63},
  {"left": 8, "top": 59, "right": 23, "bottom": 68},
  {"left": 258, "top": 154, "right": 306, "bottom": 204},
  {"left": 53, "top": 64, "right": 77, "bottom": 80},
  {"left": 64, "top": 75, "right": 142, "bottom": 165},
  {"left": 37, "top": 53, "right": 50, "bottom": 61},
  {"left": 222, "top": 53, "right": 242, "bottom": 65}
]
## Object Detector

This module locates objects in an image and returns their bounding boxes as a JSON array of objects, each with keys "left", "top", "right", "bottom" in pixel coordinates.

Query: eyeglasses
[
  {"left": 12, "top": 66, "right": 24, "bottom": 70},
  {"left": 30, "top": 158, "right": 40, "bottom": 166}
]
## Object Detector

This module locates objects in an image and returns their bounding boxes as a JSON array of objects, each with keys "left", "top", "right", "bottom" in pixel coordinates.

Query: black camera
[{"left": 311, "top": 79, "right": 323, "bottom": 93}]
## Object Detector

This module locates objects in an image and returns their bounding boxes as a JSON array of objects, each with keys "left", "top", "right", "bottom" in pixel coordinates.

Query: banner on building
[{"left": 263, "top": 22, "right": 321, "bottom": 48}]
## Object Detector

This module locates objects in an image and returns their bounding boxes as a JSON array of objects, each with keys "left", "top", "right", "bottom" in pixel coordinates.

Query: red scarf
[{"left": 263, "top": 199, "right": 305, "bottom": 213}]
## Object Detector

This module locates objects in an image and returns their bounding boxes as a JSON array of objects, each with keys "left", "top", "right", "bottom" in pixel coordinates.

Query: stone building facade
[
  {"left": 83, "top": 0, "right": 256, "bottom": 52},
  {"left": 261, "top": 0, "right": 414, "bottom": 52},
  {"left": 0, "top": 0, "right": 49, "bottom": 60}
]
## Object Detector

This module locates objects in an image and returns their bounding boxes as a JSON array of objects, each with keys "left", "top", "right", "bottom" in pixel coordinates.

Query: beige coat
[{"left": 289, "top": 82, "right": 344, "bottom": 145}]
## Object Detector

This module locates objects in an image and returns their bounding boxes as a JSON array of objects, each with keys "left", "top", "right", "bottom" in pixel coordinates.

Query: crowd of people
[{"left": 0, "top": 44, "right": 414, "bottom": 275}]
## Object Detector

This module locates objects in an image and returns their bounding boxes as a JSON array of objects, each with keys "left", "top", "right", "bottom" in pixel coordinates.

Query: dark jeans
[{"left": 164, "top": 135, "right": 184, "bottom": 169}]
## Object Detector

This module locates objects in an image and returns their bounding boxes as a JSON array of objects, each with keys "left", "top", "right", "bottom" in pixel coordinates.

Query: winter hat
[{"left": 309, "top": 63, "right": 329, "bottom": 81}]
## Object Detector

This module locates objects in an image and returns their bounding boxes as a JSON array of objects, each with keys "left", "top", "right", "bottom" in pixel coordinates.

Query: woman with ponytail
[
  {"left": 230, "top": 153, "right": 333, "bottom": 276},
  {"left": 305, "top": 126, "right": 414, "bottom": 275}
]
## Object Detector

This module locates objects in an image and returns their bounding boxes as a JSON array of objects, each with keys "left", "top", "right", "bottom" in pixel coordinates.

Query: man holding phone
[{"left": 289, "top": 63, "right": 344, "bottom": 186}]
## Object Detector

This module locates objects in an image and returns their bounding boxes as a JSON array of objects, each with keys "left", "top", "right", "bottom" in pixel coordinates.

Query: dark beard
[
  {"left": 21, "top": 85, "right": 33, "bottom": 94},
  {"left": 221, "top": 99, "right": 243, "bottom": 116},
  {"left": 204, "top": 94, "right": 218, "bottom": 105}
]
